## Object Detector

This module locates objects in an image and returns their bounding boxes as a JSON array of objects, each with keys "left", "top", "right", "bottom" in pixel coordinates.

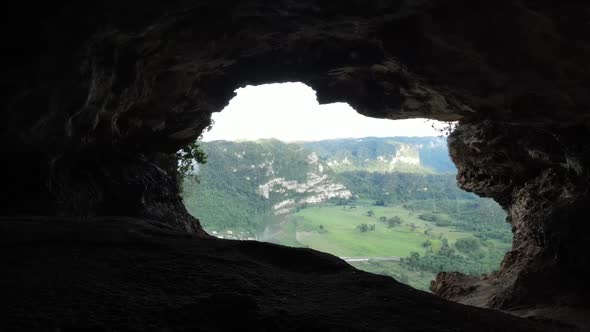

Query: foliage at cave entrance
[{"left": 177, "top": 141, "right": 208, "bottom": 185}]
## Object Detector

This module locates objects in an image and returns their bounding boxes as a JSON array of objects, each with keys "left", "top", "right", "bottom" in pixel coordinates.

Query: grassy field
[
  {"left": 271, "top": 203, "right": 485, "bottom": 257},
  {"left": 262, "top": 202, "right": 511, "bottom": 291}
]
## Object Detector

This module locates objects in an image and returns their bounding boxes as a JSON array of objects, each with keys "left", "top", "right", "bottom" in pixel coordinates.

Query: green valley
[{"left": 182, "top": 137, "right": 512, "bottom": 291}]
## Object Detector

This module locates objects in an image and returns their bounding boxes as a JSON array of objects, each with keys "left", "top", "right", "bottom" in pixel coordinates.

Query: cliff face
[
  {"left": 3, "top": 0, "right": 590, "bottom": 325},
  {"left": 432, "top": 122, "right": 590, "bottom": 310}
]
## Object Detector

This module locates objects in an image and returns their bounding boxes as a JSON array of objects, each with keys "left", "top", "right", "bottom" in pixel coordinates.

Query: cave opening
[{"left": 179, "top": 82, "right": 511, "bottom": 292}]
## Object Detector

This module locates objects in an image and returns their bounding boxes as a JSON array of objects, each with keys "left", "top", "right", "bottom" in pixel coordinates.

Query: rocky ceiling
[{"left": 2, "top": 0, "right": 590, "bottom": 329}]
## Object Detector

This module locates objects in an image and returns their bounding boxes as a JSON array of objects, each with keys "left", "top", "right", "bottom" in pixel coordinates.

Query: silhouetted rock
[
  {"left": 0, "top": 217, "right": 572, "bottom": 331},
  {"left": 432, "top": 123, "right": 590, "bottom": 319}
]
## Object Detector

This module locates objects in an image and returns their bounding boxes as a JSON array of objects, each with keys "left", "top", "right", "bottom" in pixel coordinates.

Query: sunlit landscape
[{"left": 181, "top": 84, "right": 511, "bottom": 291}]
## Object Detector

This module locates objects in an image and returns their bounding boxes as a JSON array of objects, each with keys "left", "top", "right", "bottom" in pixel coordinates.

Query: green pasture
[{"left": 268, "top": 203, "right": 476, "bottom": 257}]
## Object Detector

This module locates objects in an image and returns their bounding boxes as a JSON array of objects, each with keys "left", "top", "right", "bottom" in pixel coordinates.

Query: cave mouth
[{"left": 180, "top": 82, "right": 511, "bottom": 291}]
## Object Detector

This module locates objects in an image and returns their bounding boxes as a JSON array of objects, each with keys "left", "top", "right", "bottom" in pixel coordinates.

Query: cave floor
[{"left": 0, "top": 217, "right": 575, "bottom": 331}]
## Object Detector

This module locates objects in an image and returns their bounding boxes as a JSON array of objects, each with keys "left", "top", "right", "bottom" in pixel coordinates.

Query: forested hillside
[
  {"left": 183, "top": 137, "right": 459, "bottom": 235},
  {"left": 303, "top": 137, "right": 455, "bottom": 173},
  {"left": 182, "top": 137, "right": 511, "bottom": 290},
  {"left": 182, "top": 139, "right": 352, "bottom": 235}
]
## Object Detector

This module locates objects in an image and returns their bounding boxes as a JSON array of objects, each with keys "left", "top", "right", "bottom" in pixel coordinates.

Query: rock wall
[
  {"left": 432, "top": 122, "right": 590, "bottom": 309},
  {"left": 1, "top": 150, "right": 203, "bottom": 233},
  {"left": 2, "top": 1, "right": 467, "bottom": 230}
]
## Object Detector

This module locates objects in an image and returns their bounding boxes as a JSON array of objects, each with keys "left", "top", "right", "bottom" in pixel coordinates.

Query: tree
[
  {"left": 387, "top": 216, "right": 402, "bottom": 228},
  {"left": 357, "top": 223, "right": 376, "bottom": 232},
  {"left": 374, "top": 199, "right": 386, "bottom": 206},
  {"left": 366, "top": 210, "right": 375, "bottom": 217},
  {"left": 177, "top": 141, "right": 208, "bottom": 190},
  {"left": 455, "top": 237, "right": 481, "bottom": 253},
  {"left": 408, "top": 252, "right": 421, "bottom": 264},
  {"left": 176, "top": 119, "right": 213, "bottom": 182},
  {"left": 379, "top": 216, "right": 387, "bottom": 222},
  {"left": 357, "top": 224, "right": 369, "bottom": 232},
  {"left": 438, "top": 238, "right": 455, "bottom": 257},
  {"left": 422, "top": 239, "right": 432, "bottom": 248}
]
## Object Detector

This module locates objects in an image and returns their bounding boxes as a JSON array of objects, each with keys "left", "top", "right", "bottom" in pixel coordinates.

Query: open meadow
[{"left": 263, "top": 202, "right": 511, "bottom": 290}]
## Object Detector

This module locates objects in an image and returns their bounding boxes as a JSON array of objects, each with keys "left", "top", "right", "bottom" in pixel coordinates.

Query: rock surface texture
[
  {"left": 0, "top": 217, "right": 574, "bottom": 331},
  {"left": 432, "top": 122, "right": 590, "bottom": 317},
  {"left": 2, "top": 0, "right": 590, "bottom": 329}
]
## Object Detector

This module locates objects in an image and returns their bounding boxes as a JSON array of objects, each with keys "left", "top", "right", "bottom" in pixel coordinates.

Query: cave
[{"left": 2, "top": 1, "right": 590, "bottom": 330}]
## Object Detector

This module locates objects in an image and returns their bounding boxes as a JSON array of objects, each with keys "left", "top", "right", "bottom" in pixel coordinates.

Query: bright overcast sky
[{"left": 202, "top": 82, "right": 449, "bottom": 142}]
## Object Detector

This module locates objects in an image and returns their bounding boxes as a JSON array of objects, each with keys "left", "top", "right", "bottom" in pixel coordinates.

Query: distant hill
[
  {"left": 182, "top": 137, "right": 467, "bottom": 235},
  {"left": 302, "top": 137, "right": 455, "bottom": 174},
  {"left": 182, "top": 137, "right": 510, "bottom": 292},
  {"left": 183, "top": 139, "right": 352, "bottom": 235}
]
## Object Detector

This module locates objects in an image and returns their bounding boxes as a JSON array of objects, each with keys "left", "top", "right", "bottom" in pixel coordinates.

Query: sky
[{"left": 201, "top": 82, "right": 450, "bottom": 142}]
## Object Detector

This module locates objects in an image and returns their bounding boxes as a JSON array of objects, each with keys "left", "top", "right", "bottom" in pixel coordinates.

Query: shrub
[
  {"left": 357, "top": 224, "right": 369, "bottom": 232},
  {"left": 387, "top": 216, "right": 402, "bottom": 228},
  {"left": 177, "top": 141, "right": 208, "bottom": 186},
  {"left": 455, "top": 237, "right": 481, "bottom": 253},
  {"left": 357, "top": 223, "right": 376, "bottom": 232}
]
